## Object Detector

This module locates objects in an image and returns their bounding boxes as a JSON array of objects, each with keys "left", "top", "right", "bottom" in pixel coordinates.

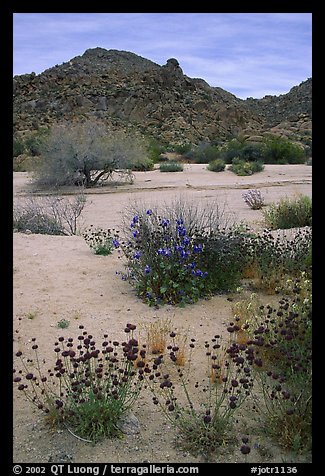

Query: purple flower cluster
[{"left": 114, "top": 210, "right": 212, "bottom": 305}]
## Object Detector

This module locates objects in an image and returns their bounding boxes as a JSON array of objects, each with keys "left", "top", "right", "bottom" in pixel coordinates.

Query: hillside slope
[{"left": 13, "top": 48, "right": 311, "bottom": 145}]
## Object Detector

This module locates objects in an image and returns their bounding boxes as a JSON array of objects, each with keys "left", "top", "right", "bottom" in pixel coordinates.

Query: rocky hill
[
  {"left": 13, "top": 47, "right": 312, "bottom": 145},
  {"left": 244, "top": 78, "right": 312, "bottom": 143}
]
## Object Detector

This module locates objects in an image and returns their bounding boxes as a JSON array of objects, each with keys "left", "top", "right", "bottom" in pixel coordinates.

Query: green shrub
[
  {"left": 129, "top": 157, "right": 154, "bottom": 171},
  {"left": 207, "top": 159, "right": 226, "bottom": 172},
  {"left": 184, "top": 143, "right": 220, "bottom": 163},
  {"left": 24, "top": 133, "right": 48, "bottom": 156},
  {"left": 173, "top": 143, "right": 192, "bottom": 155},
  {"left": 13, "top": 137, "right": 25, "bottom": 157},
  {"left": 147, "top": 139, "right": 167, "bottom": 162},
  {"left": 240, "top": 143, "right": 265, "bottom": 162},
  {"left": 263, "top": 136, "right": 306, "bottom": 164},
  {"left": 218, "top": 138, "right": 245, "bottom": 163},
  {"left": 263, "top": 195, "right": 312, "bottom": 229},
  {"left": 114, "top": 203, "right": 247, "bottom": 306},
  {"left": 250, "top": 160, "right": 265, "bottom": 173},
  {"left": 159, "top": 162, "right": 184, "bottom": 172},
  {"left": 230, "top": 158, "right": 264, "bottom": 176}
]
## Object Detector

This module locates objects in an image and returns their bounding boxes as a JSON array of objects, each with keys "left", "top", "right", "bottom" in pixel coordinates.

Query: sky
[{"left": 13, "top": 13, "right": 312, "bottom": 99}]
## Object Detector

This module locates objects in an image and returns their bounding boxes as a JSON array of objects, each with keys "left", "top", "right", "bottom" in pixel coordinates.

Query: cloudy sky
[{"left": 13, "top": 12, "right": 312, "bottom": 99}]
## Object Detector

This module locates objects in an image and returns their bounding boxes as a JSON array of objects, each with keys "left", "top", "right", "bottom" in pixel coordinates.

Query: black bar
[{"left": 10, "top": 462, "right": 313, "bottom": 476}]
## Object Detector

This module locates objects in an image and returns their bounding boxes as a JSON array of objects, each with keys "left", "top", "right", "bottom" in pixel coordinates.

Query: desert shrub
[
  {"left": 13, "top": 324, "right": 147, "bottom": 442},
  {"left": 146, "top": 331, "right": 255, "bottom": 457},
  {"left": 263, "top": 136, "right": 306, "bottom": 164},
  {"left": 173, "top": 143, "right": 192, "bottom": 155},
  {"left": 147, "top": 139, "right": 167, "bottom": 162},
  {"left": 83, "top": 226, "right": 114, "bottom": 255},
  {"left": 218, "top": 138, "right": 245, "bottom": 164},
  {"left": 263, "top": 195, "right": 312, "bottom": 229},
  {"left": 34, "top": 120, "right": 145, "bottom": 188},
  {"left": 159, "top": 162, "right": 184, "bottom": 172},
  {"left": 184, "top": 143, "right": 220, "bottom": 163},
  {"left": 13, "top": 194, "right": 86, "bottom": 236},
  {"left": 250, "top": 160, "right": 264, "bottom": 173},
  {"left": 238, "top": 277, "right": 312, "bottom": 452},
  {"left": 129, "top": 157, "right": 154, "bottom": 171},
  {"left": 115, "top": 201, "right": 246, "bottom": 306},
  {"left": 242, "top": 228, "right": 312, "bottom": 293},
  {"left": 13, "top": 137, "right": 25, "bottom": 157},
  {"left": 207, "top": 159, "right": 226, "bottom": 172},
  {"left": 242, "top": 189, "right": 265, "bottom": 210},
  {"left": 230, "top": 158, "right": 264, "bottom": 176},
  {"left": 13, "top": 204, "right": 66, "bottom": 235},
  {"left": 240, "top": 143, "right": 265, "bottom": 162},
  {"left": 217, "top": 141, "right": 265, "bottom": 163},
  {"left": 13, "top": 154, "right": 40, "bottom": 172},
  {"left": 23, "top": 129, "right": 50, "bottom": 156}
]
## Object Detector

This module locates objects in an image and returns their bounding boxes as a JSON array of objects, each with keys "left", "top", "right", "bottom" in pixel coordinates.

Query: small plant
[
  {"left": 83, "top": 226, "right": 115, "bottom": 255},
  {"left": 57, "top": 319, "right": 70, "bottom": 329},
  {"left": 207, "top": 159, "right": 226, "bottom": 172},
  {"left": 230, "top": 158, "right": 264, "bottom": 176},
  {"left": 159, "top": 162, "right": 184, "bottom": 172},
  {"left": 26, "top": 312, "right": 37, "bottom": 320},
  {"left": 13, "top": 194, "right": 86, "bottom": 236},
  {"left": 143, "top": 318, "right": 172, "bottom": 355},
  {"left": 242, "top": 189, "right": 265, "bottom": 210},
  {"left": 13, "top": 323, "right": 147, "bottom": 442},
  {"left": 263, "top": 194, "right": 312, "bottom": 229},
  {"left": 146, "top": 331, "right": 255, "bottom": 457},
  {"left": 129, "top": 157, "right": 154, "bottom": 171},
  {"left": 242, "top": 227, "right": 312, "bottom": 293},
  {"left": 13, "top": 206, "right": 65, "bottom": 235},
  {"left": 245, "top": 278, "right": 312, "bottom": 452}
]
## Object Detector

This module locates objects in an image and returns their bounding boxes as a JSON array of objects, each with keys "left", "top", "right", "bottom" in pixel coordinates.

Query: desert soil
[{"left": 13, "top": 164, "right": 312, "bottom": 464}]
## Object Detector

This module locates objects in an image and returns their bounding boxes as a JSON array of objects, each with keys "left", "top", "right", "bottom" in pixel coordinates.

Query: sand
[{"left": 13, "top": 164, "right": 312, "bottom": 464}]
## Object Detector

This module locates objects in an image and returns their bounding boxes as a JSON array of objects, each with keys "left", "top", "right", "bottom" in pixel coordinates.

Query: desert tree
[{"left": 33, "top": 120, "right": 146, "bottom": 188}]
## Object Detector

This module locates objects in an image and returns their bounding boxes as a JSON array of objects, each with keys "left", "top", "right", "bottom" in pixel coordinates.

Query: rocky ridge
[{"left": 13, "top": 48, "right": 312, "bottom": 145}]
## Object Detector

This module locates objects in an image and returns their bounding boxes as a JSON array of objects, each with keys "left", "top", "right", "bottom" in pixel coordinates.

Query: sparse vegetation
[
  {"left": 14, "top": 324, "right": 147, "bottom": 442},
  {"left": 13, "top": 162, "right": 312, "bottom": 461},
  {"left": 263, "top": 194, "right": 312, "bottom": 229},
  {"left": 129, "top": 157, "right": 154, "bottom": 171},
  {"left": 231, "top": 274, "right": 312, "bottom": 452},
  {"left": 145, "top": 331, "right": 255, "bottom": 457},
  {"left": 230, "top": 158, "right": 264, "bottom": 176},
  {"left": 263, "top": 136, "right": 306, "bottom": 164},
  {"left": 242, "top": 189, "right": 265, "bottom": 210},
  {"left": 57, "top": 319, "right": 70, "bottom": 329},
  {"left": 207, "top": 159, "right": 226, "bottom": 172},
  {"left": 83, "top": 226, "right": 115, "bottom": 255},
  {"left": 159, "top": 162, "right": 184, "bottom": 172},
  {"left": 13, "top": 194, "right": 86, "bottom": 236}
]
